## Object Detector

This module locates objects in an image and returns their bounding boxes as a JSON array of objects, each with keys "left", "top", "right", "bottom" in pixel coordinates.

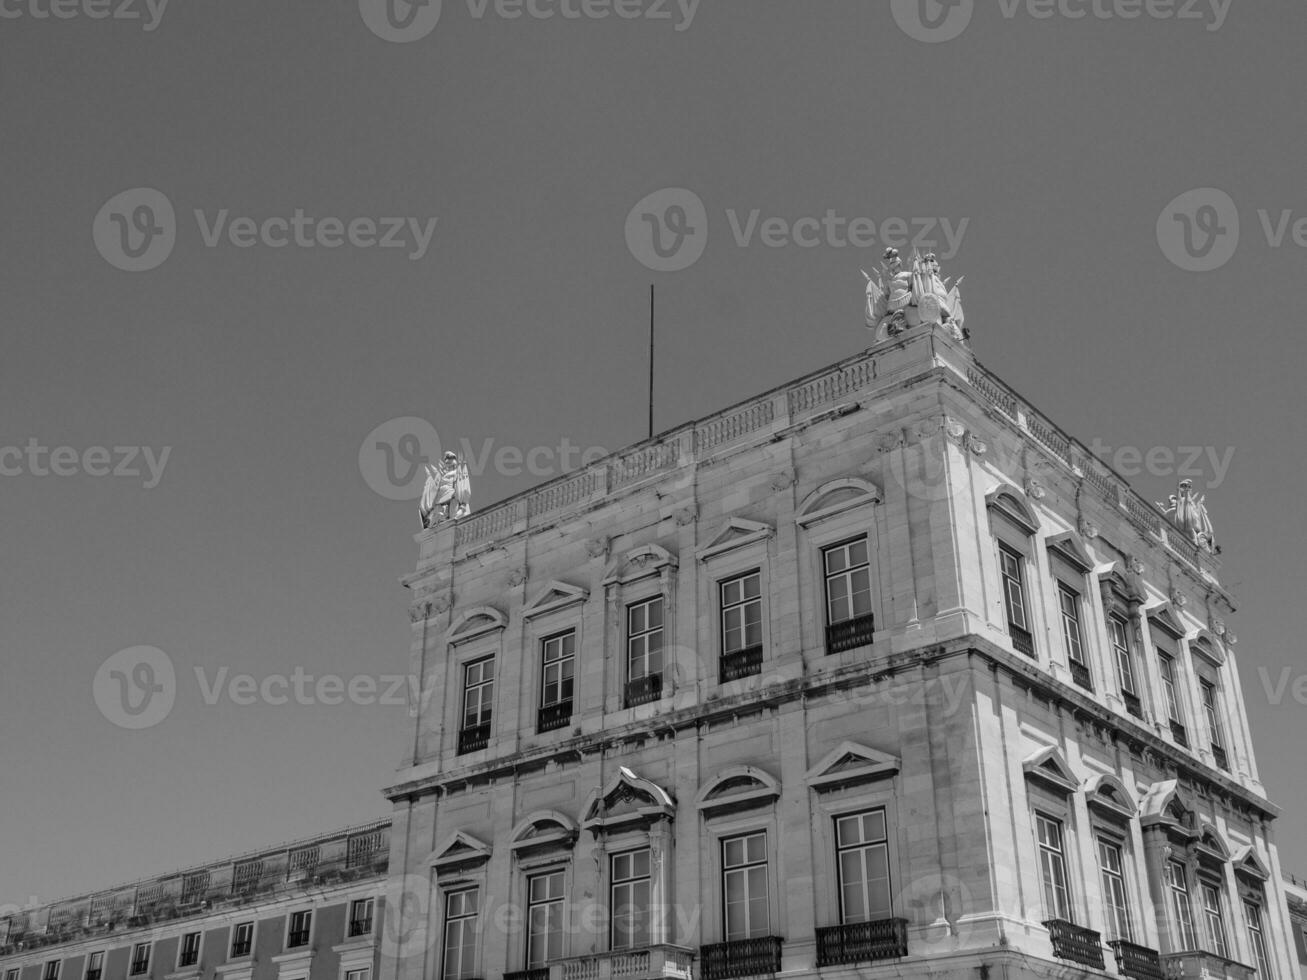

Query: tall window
[
  {"left": 43, "top": 962, "right": 60, "bottom": 980},
  {"left": 459, "top": 658, "right": 494, "bottom": 753},
  {"left": 1166, "top": 860, "right": 1198, "bottom": 950},
  {"left": 526, "top": 870, "right": 565, "bottom": 967},
  {"left": 823, "top": 539, "right": 872, "bottom": 626},
  {"left": 720, "top": 571, "right": 763, "bottom": 680},
  {"left": 998, "top": 544, "right": 1033, "bottom": 655},
  {"left": 178, "top": 932, "right": 200, "bottom": 968},
  {"left": 348, "top": 898, "right": 374, "bottom": 938},
  {"left": 129, "top": 944, "right": 151, "bottom": 976},
  {"left": 441, "top": 888, "right": 479, "bottom": 980},
  {"left": 722, "top": 832, "right": 770, "bottom": 941},
  {"left": 1245, "top": 901, "right": 1273, "bottom": 978},
  {"left": 1036, "top": 813, "right": 1072, "bottom": 921},
  {"left": 834, "top": 810, "right": 892, "bottom": 925},
  {"left": 1158, "top": 652, "right": 1187, "bottom": 745},
  {"left": 611, "top": 849, "right": 652, "bottom": 950},
  {"left": 539, "top": 631, "right": 576, "bottom": 731},
  {"left": 1058, "top": 584, "right": 1085, "bottom": 663},
  {"left": 1097, "top": 837, "right": 1133, "bottom": 941},
  {"left": 1109, "top": 615, "right": 1139, "bottom": 707},
  {"left": 1200, "top": 679, "right": 1228, "bottom": 769},
  {"left": 287, "top": 910, "right": 312, "bottom": 948},
  {"left": 627, "top": 597, "right": 664, "bottom": 681},
  {"left": 85, "top": 953, "right": 104, "bottom": 980},
  {"left": 1201, "top": 882, "right": 1229, "bottom": 958},
  {"left": 231, "top": 922, "right": 254, "bottom": 958}
]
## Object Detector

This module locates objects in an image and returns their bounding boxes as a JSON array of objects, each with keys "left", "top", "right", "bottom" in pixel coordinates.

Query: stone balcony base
[
  {"left": 1162, "top": 950, "right": 1256, "bottom": 980},
  {"left": 553, "top": 945, "right": 693, "bottom": 980}
]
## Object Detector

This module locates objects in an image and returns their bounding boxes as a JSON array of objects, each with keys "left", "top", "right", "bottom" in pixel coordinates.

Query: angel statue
[
  {"left": 1157, "top": 479, "right": 1218, "bottom": 554},
  {"left": 420, "top": 451, "right": 471, "bottom": 528},
  {"left": 864, "top": 248, "right": 965, "bottom": 344}
]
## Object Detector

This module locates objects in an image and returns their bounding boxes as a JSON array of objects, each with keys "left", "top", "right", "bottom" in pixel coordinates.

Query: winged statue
[
  {"left": 1157, "top": 479, "right": 1217, "bottom": 553},
  {"left": 420, "top": 451, "right": 471, "bottom": 528},
  {"left": 864, "top": 248, "right": 966, "bottom": 344}
]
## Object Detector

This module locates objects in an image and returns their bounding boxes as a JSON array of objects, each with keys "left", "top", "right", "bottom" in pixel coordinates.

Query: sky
[{"left": 3, "top": 0, "right": 1307, "bottom": 909}]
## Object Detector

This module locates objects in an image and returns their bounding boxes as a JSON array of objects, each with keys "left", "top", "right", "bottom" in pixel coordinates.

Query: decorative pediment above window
[
  {"left": 581, "top": 767, "right": 676, "bottom": 834},
  {"left": 1022, "top": 747, "right": 1078, "bottom": 796},
  {"left": 985, "top": 485, "right": 1041, "bottom": 535},
  {"left": 804, "top": 741, "right": 900, "bottom": 793},
  {"left": 1189, "top": 632, "right": 1226, "bottom": 667},
  {"left": 697, "top": 519, "right": 774, "bottom": 562},
  {"left": 1099, "top": 563, "right": 1146, "bottom": 607},
  {"left": 795, "top": 479, "right": 882, "bottom": 527},
  {"left": 1047, "top": 532, "right": 1094, "bottom": 574},
  {"left": 1231, "top": 846, "right": 1271, "bottom": 882},
  {"left": 521, "top": 581, "right": 589, "bottom": 620},
  {"left": 509, "top": 811, "right": 579, "bottom": 858},
  {"left": 694, "top": 766, "right": 781, "bottom": 818},
  {"left": 1083, "top": 774, "right": 1138, "bottom": 822},
  {"left": 427, "top": 831, "right": 492, "bottom": 876},
  {"left": 602, "top": 544, "right": 678, "bottom": 587},
  {"left": 1140, "top": 780, "right": 1199, "bottom": 839},
  {"left": 1147, "top": 604, "right": 1185, "bottom": 640},
  {"left": 444, "top": 606, "right": 508, "bottom": 645},
  {"left": 1196, "top": 821, "right": 1232, "bottom": 867}
]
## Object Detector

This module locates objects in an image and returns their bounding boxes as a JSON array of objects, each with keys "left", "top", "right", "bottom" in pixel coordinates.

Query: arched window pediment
[
  {"left": 444, "top": 606, "right": 508, "bottom": 644},
  {"left": 1083, "top": 773, "right": 1138, "bottom": 821},
  {"left": 1196, "top": 821, "right": 1232, "bottom": 866},
  {"left": 795, "top": 479, "right": 882, "bottom": 527},
  {"left": 602, "top": 544, "right": 678, "bottom": 587},
  {"left": 510, "top": 811, "right": 579, "bottom": 857},
  {"left": 986, "top": 485, "right": 1041, "bottom": 535},
  {"left": 1189, "top": 631, "right": 1226, "bottom": 667},
  {"left": 1140, "top": 781, "right": 1200, "bottom": 840},
  {"left": 694, "top": 766, "right": 781, "bottom": 818},
  {"left": 581, "top": 767, "right": 676, "bottom": 834}
]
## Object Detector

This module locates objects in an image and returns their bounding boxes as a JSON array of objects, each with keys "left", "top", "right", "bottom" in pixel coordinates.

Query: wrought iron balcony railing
[
  {"left": 1044, "top": 919, "right": 1104, "bottom": 969},
  {"left": 826, "top": 613, "right": 876, "bottom": 655},
  {"left": 719, "top": 644, "right": 764, "bottom": 683},
  {"left": 457, "top": 722, "right": 491, "bottom": 755},
  {"left": 1069, "top": 659, "right": 1093, "bottom": 691},
  {"left": 537, "top": 700, "right": 573, "bottom": 733},
  {"left": 624, "top": 673, "right": 663, "bottom": 708},
  {"left": 287, "top": 928, "right": 311, "bottom": 948},
  {"left": 1009, "top": 623, "right": 1035, "bottom": 657},
  {"left": 700, "top": 936, "right": 783, "bottom": 979},
  {"left": 815, "top": 918, "right": 908, "bottom": 966},
  {"left": 1109, "top": 939, "right": 1165, "bottom": 980},
  {"left": 347, "top": 915, "right": 373, "bottom": 938}
]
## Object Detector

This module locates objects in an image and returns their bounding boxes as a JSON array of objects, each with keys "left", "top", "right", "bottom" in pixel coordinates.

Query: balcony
[
  {"left": 1110, "top": 940, "right": 1165, "bottom": 980},
  {"left": 1170, "top": 720, "right": 1189, "bottom": 748},
  {"left": 719, "top": 645, "right": 764, "bottom": 683},
  {"left": 1069, "top": 659, "right": 1093, "bottom": 691},
  {"left": 554, "top": 944, "right": 693, "bottom": 980},
  {"left": 1211, "top": 744, "right": 1229, "bottom": 772},
  {"left": 287, "top": 928, "right": 311, "bottom": 948},
  {"left": 347, "top": 916, "right": 372, "bottom": 938},
  {"left": 624, "top": 673, "right": 663, "bottom": 708},
  {"left": 538, "top": 700, "right": 573, "bottom": 733},
  {"left": 1043, "top": 919, "right": 1104, "bottom": 969},
  {"left": 1009, "top": 623, "right": 1035, "bottom": 658},
  {"left": 1161, "top": 950, "right": 1256, "bottom": 980},
  {"left": 815, "top": 918, "right": 908, "bottom": 966},
  {"left": 700, "top": 936, "right": 783, "bottom": 979},
  {"left": 505, "top": 971, "right": 550, "bottom": 980},
  {"left": 826, "top": 613, "right": 876, "bottom": 655},
  {"left": 458, "top": 722, "right": 490, "bottom": 755},
  {"left": 1124, "top": 691, "right": 1143, "bottom": 719}
]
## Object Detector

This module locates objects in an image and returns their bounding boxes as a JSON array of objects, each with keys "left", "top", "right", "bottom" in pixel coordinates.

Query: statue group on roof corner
[
  {"left": 1159, "top": 479, "right": 1219, "bottom": 555},
  {"left": 420, "top": 451, "right": 471, "bottom": 528},
  {"left": 864, "top": 247, "right": 967, "bottom": 345}
]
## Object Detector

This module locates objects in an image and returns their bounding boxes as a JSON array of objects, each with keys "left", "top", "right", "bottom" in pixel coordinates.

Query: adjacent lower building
[{"left": 1283, "top": 875, "right": 1307, "bottom": 979}]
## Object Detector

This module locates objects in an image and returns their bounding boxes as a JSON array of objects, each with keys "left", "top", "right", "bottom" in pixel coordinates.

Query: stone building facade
[
  {"left": 383, "top": 322, "right": 1296, "bottom": 980},
  {"left": 1282, "top": 876, "right": 1307, "bottom": 979}
]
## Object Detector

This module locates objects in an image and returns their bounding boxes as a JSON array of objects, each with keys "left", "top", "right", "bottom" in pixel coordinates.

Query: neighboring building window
[
  {"left": 625, "top": 598, "right": 664, "bottom": 706},
  {"left": 348, "top": 898, "right": 374, "bottom": 938},
  {"left": 722, "top": 831, "right": 770, "bottom": 941},
  {"left": 834, "top": 809, "right": 892, "bottom": 925},
  {"left": 129, "top": 943, "right": 151, "bottom": 976},
  {"left": 1166, "top": 860, "right": 1198, "bottom": 950},
  {"left": 610, "top": 849, "right": 652, "bottom": 950},
  {"left": 441, "top": 888, "right": 479, "bottom": 980},
  {"left": 85, "top": 953, "right": 104, "bottom": 980},
  {"left": 1201, "top": 882, "right": 1229, "bottom": 959},
  {"left": 525, "top": 870, "right": 565, "bottom": 968},
  {"left": 7, "top": 969, "right": 19, "bottom": 980},
  {"left": 287, "top": 910, "right": 312, "bottom": 948},
  {"left": 1200, "top": 679, "right": 1228, "bottom": 769},
  {"left": 1035, "top": 813, "right": 1072, "bottom": 921},
  {"left": 719, "top": 571, "right": 763, "bottom": 681},
  {"left": 1246, "top": 901, "right": 1272, "bottom": 978},
  {"left": 178, "top": 932, "right": 200, "bottom": 968},
  {"left": 344, "top": 970, "right": 369, "bottom": 980},
  {"left": 823, "top": 539, "right": 872, "bottom": 626},
  {"left": 43, "top": 961, "right": 60, "bottom": 980},
  {"left": 539, "top": 630, "right": 576, "bottom": 726},
  {"left": 231, "top": 922, "right": 254, "bottom": 958},
  {"left": 459, "top": 658, "right": 494, "bottom": 753},
  {"left": 998, "top": 543, "right": 1034, "bottom": 656},
  {"left": 1097, "top": 837, "right": 1133, "bottom": 941}
]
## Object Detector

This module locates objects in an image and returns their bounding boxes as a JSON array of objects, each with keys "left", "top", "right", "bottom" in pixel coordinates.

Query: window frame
[
  {"left": 1035, "top": 811, "right": 1073, "bottom": 922},
  {"left": 1097, "top": 834, "right": 1134, "bottom": 942},
  {"left": 440, "top": 886, "right": 480, "bottom": 980},
  {"left": 83, "top": 952, "right": 105, "bottom": 980},
  {"left": 721, "top": 830, "right": 771, "bottom": 942},
  {"left": 176, "top": 930, "right": 202, "bottom": 969},
  {"left": 821, "top": 538, "right": 874, "bottom": 629},
  {"left": 1245, "top": 900, "right": 1273, "bottom": 979},
  {"left": 347, "top": 897, "right": 375, "bottom": 939},
  {"left": 42, "top": 961, "right": 60, "bottom": 980},
  {"left": 286, "top": 909, "right": 313, "bottom": 950},
  {"left": 460, "top": 656, "right": 495, "bottom": 732},
  {"left": 833, "top": 808, "right": 893, "bottom": 927},
  {"left": 609, "top": 847, "right": 653, "bottom": 951},
  {"left": 1200, "top": 878, "right": 1230, "bottom": 959},
  {"left": 230, "top": 921, "right": 255, "bottom": 959},
  {"left": 524, "top": 867, "right": 566, "bottom": 968},
  {"left": 1166, "top": 859, "right": 1199, "bottom": 951},
  {"left": 128, "top": 942, "right": 151, "bottom": 977},
  {"left": 539, "top": 629, "right": 577, "bottom": 711},
  {"left": 718, "top": 569, "right": 764, "bottom": 658}
]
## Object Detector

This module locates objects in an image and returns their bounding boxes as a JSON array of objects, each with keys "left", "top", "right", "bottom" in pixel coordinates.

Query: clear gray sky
[{"left": 3, "top": 0, "right": 1306, "bottom": 907}]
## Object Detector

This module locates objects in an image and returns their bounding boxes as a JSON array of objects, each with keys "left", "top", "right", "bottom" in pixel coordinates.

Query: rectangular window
[
  {"left": 834, "top": 809, "right": 892, "bottom": 925},
  {"left": 1097, "top": 837, "right": 1133, "bottom": 941},
  {"left": 231, "top": 922, "right": 254, "bottom": 958},
  {"left": 720, "top": 571, "right": 763, "bottom": 656},
  {"left": 998, "top": 544, "right": 1034, "bottom": 655},
  {"left": 441, "top": 888, "right": 479, "bottom": 980},
  {"left": 540, "top": 631, "right": 576, "bottom": 708},
  {"left": 129, "top": 944, "right": 151, "bottom": 976},
  {"left": 7, "top": 969, "right": 19, "bottom": 980},
  {"left": 1246, "top": 901, "right": 1272, "bottom": 978},
  {"left": 287, "top": 910, "right": 312, "bottom": 948},
  {"left": 1110, "top": 615, "right": 1138, "bottom": 696},
  {"left": 1058, "top": 583, "right": 1085, "bottom": 664},
  {"left": 625, "top": 598, "right": 664, "bottom": 706},
  {"left": 348, "top": 898, "right": 374, "bottom": 938},
  {"left": 1166, "top": 860, "right": 1198, "bottom": 950},
  {"left": 823, "top": 539, "right": 872, "bottom": 626},
  {"left": 1159, "top": 653, "right": 1183, "bottom": 723},
  {"left": 43, "top": 961, "right": 60, "bottom": 980},
  {"left": 1201, "top": 680, "right": 1225, "bottom": 749},
  {"left": 1036, "top": 813, "right": 1072, "bottom": 921},
  {"left": 344, "top": 970, "right": 369, "bottom": 980},
  {"left": 459, "top": 658, "right": 494, "bottom": 753},
  {"left": 610, "top": 849, "right": 652, "bottom": 950},
  {"left": 178, "top": 932, "right": 200, "bottom": 968},
  {"left": 1201, "top": 882, "right": 1229, "bottom": 959},
  {"left": 722, "top": 831, "right": 770, "bottom": 941},
  {"left": 85, "top": 953, "right": 104, "bottom": 980},
  {"left": 526, "top": 870, "right": 565, "bottom": 968}
]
